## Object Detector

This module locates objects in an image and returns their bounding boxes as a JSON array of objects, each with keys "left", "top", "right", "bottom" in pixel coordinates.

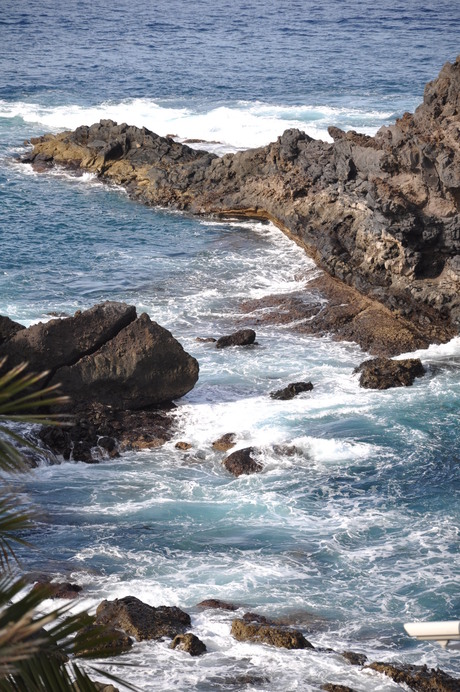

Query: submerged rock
[
  {"left": 216, "top": 328, "right": 256, "bottom": 349},
  {"left": 170, "top": 632, "right": 207, "bottom": 656},
  {"left": 321, "top": 685, "right": 356, "bottom": 692},
  {"left": 231, "top": 618, "right": 313, "bottom": 649},
  {"left": 212, "top": 433, "right": 237, "bottom": 452},
  {"left": 270, "top": 381, "right": 314, "bottom": 400},
  {"left": 355, "top": 357, "right": 426, "bottom": 389},
  {"left": 95, "top": 596, "right": 191, "bottom": 641},
  {"left": 32, "top": 580, "right": 83, "bottom": 599},
  {"left": 222, "top": 447, "right": 263, "bottom": 477},
  {"left": 196, "top": 598, "right": 238, "bottom": 611}
]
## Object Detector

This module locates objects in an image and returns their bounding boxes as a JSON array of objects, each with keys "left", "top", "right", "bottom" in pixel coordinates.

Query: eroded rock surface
[
  {"left": 24, "top": 58, "right": 460, "bottom": 353},
  {"left": 222, "top": 447, "right": 263, "bottom": 477},
  {"left": 355, "top": 357, "right": 426, "bottom": 389},
  {"left": 170, "top": 632, "right": 207, "bottom": 656},
  {"left": 270, "top": 381, "right": 313, "bottom": 400},
  {"left": 95, "top": 596, "right": 191, "bottom": 641},
  {"left": 367, "top": 662, "right": 460, "bottom": 692},
  {"left": 231, "top": 618, "right": 313, "bottom": 649}
]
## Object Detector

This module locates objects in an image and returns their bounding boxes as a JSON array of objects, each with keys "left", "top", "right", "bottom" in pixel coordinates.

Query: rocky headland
[{"left": 23, "top": 57, "right": 460, "bottom": 356}]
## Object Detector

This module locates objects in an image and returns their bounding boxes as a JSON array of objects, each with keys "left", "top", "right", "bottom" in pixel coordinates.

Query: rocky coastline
[{"left": 23, "top": 57, "right": 460, "bottom": 356}]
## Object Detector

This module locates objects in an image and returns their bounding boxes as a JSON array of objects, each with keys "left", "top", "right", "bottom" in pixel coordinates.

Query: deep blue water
[{"left": 1, "top": 1, "right": 460, "bottom": 690}]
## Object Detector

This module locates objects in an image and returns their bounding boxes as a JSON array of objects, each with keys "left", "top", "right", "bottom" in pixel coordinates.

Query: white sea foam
[{"left": 0, "top": 97, "right": 391, "bottom": 152}]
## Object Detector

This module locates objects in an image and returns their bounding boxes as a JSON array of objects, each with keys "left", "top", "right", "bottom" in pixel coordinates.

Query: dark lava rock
[
  {"left": 212, "top": 432, "right": 237, "bottom": 452},
  {"left": 170, "top": 632, "right": 207, "bottom": 656},
  {"left": 216, "top": 329, "right": 256, "bottom": 349},
  {"left": 75, "top": 624, "right": 133, "bottom": 657},
  {"left": 222, "top": 447, "right": 263, "bottom": 477},
  {"left": 32, "top": 580, "right": 83, "bottom": 599},
  {"left": 50, "top": 312, "right": 199, "bottom": 409},
  {"left": 231, "top": 618, "right": 313, "bottom": 650},
  {"left": 95, "top": 596, "right": 191, "bottom": 641},
  {"left": 341, "top": 651, "right": 368, "bottom": 666},
  {"left": 39, "top": 404, "right": 175, "bottom": 462},
  {"left": 321, "top": 685, "right": 356, "bottom": 692},
  {"left": 0, "top": 315, "right": 25, "bottom": 347},
  {"left": 355, "top": 357, "right": 426, "bottom": 389},
  {"left": 270, "top": 381, "right": 314, "bottom": 400},
  {"left": 367, "top": 662, "right": 460, "bottom": 692},
  {"left": 0, "top": 302, "right": 136, "bottom": 373},
  {"left": 196, "top": 598, "right": 238, "bottom": 611}
]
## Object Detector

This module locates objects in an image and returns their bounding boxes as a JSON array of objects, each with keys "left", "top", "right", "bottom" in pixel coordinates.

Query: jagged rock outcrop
[
  {"left": 216, "top": 329, "right": 256, "bottom": 349},
  {"left": 0, "top": 302, "right": 199, "bottom": 461},
  {"left": 24, "top": 58, "right": 460, "bottom": 354},
  {"left": 355, "top": 357, "right": 425, "bottom": 389},
  {"left": 366, "top": 662, "right": 460, "bottom": 691},
  {"left": 95, "top": 596, "right": 191, "bottom": 641},
  {"left": 231, "top": 618, "right": 313, "bottom": 649}
]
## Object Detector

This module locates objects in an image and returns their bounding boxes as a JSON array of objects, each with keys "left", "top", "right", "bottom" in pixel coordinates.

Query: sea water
[{"left": 1, "top": 1, "right": 460, "bottom": 690}]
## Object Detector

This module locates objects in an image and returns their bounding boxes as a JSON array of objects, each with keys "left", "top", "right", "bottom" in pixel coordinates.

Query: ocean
[{"left": 1, "top": 1, "right": 460, "bottom": 690}]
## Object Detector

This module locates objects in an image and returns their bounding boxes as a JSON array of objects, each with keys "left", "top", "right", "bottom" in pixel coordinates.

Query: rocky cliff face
[{"left": 25, "top": 57, "right": 460, "bottom": 349}]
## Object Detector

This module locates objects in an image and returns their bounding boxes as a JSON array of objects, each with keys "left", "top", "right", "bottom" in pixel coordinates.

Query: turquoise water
[{"left": 1, "top": 1, "right": 460, "bottom": 689}]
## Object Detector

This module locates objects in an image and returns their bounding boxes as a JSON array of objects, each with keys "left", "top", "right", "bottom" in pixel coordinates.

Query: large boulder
[
  {"left": 231, "top": 618, "right": 313, "bottom": 650},
  {"left": 49, "top": 312, "right": 199, "bottom": 409},
  {"left": 0, "top": 302, "right": 136, "bottom": 372},
  {"left": 222, "top": 447, "right": 263, "bottom": 477},
  {"left": 95, "top": 596, "right": 191, "bottom": 641},
  {"left": 355, "top": 357, "right": 425, "bottom": 389}
]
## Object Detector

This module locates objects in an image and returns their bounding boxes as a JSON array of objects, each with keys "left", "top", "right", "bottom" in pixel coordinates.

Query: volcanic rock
[
  {"left": 270, "top": 381, "right": 314, "bottom": 399},
  {"left": 231, "top": 618, "right": 313, "bottom": 649},
  {"left": 196, "top": 598, "right": 238, "bottom": 611},
  {"left": 75, "top": 624, "right": 133, "bottom": 657},
  {"left": 367, "top": 662, "right": 460, "bottom": 692},
  {"left": 222, "top": 447, "right": 263, "bottom": 477},
  {"left": 211, "top": 433, "right": 237, "bottom": 452},
  {"left": 49, "top": 311, "right": 199, "bottom": 409},
  {"left": 0, "top": 315, "right": 25, "bottom": 347},
  {"left": 170, "top": 632, "right": 207, "bottom": 656},
  {"left": 25, "top": 58, "right": 460, "bottom": 353},
  {"left": 175, "top": 441, "right": 192, "bottom": 450},
  {"left": 355, "top": 357, "right": 426, "bottom": 389},
  {"left": 95, "top": 596, "right": 191, "bottom": 641},
  {"left": 216, "top": 329, "right": 256, "bottom": 349},
  {"left": 0, "top": 302, "right": 136, "bottom": 373},
  {"left": 321, "top": 686, "right": 356, "bottom": 692},
  {"left": 32, "top": 580, "right": 83, "bottom": 599},
  {"left": 341, "top": 651, "right": 368, "bottom": 666}
]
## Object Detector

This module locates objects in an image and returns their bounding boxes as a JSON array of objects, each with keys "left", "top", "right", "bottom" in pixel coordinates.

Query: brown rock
[
  {"left": 367, "top": 662, "right": 460, "bottom": 692},
  {"left": 212, "top": 433, "right": 237, "bottom": 452},
  {"left": 32, "top": 580, "right": 83, "bottom": 599},
  {"left": 321, "top": 686, "right": 356, "bottom": 692},
  {"left": 95, "top": 596, "right": 191, "bottom": 641},
  {"left": 75, "top": 624, "right": 133, "bottom": 657},
  {"left": 222, "top": 447, "right": 263, "bottom": 477},
  {"left": 175, "top": 441, "right": 192, "bottom": 450},
  {"left": 216, "top": 329, "right": 256, "bottom": 349},
  {"left": 50, "top": 312, "right": 199, "bottom": 409},
  {"left": 231, "top": 618, "right": 313, "bottom": 649},
  {"left": 355, "top": 357, "right": 426, "bottom": 389},
  {"left": 270, "top": 381, "right": 313, "bottom": 400},
  {"left": 196, "top": 598, "right": 238, "bottom": 611},
  {"left": 0, "top": 302, "right": 136, "bottom": 373},
  {"left": 170, "top": 632, "right": 207, "bottom": 656}
]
